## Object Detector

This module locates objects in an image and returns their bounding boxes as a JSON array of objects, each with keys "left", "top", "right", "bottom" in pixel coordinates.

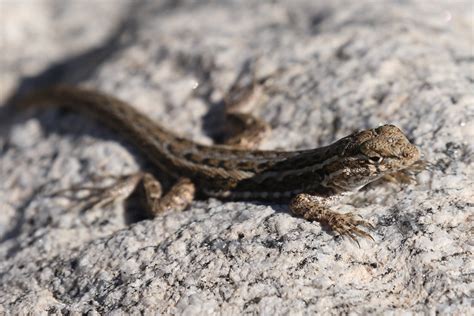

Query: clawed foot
[
  {"left": 47, "top": 173, "right": 143, "bottom": 213},
  {"left": 325, "top": 212, "right": 375, "bottom": 246},
  {"left": 380, "top": 159, "right": 429, "bottom": 185},
  {"left": 289, "top": 193, "right": 376, "bottom": 246},
  {"left": 46, "top": 172, "right": 195, "bottom": 216}
]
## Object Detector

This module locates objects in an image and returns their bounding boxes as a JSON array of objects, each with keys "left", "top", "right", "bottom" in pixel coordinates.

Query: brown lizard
[{"left": 17, "top": 82, "right": 421, "bottom": 243}]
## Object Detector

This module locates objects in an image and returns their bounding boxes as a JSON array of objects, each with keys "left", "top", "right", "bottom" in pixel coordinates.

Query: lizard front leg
[
  {"left": 289, "top": 193, "right": 375, "bottom": 244},
  {"left": 380, "top": 159, "right": 428, "bottom": 184}
]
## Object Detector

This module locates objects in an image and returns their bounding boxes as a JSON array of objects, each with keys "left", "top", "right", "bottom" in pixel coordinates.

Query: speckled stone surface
[{"left": 0, "top": 0, "right": 472, "bottom": 314}]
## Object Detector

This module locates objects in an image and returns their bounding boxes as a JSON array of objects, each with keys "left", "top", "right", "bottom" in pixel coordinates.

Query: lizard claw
[
  {"left": 327, "top": 212, "right": 375, "bottom": 244},
  {"left": 47, "top": 173, "right": 144, "bottom": 213}
]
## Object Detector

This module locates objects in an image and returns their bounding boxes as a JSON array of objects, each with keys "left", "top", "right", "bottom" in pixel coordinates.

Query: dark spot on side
[
  {"left": 184, "top": 152, "right": 203, "bottom": 163},
  {"left": 202, "top": 158, "right": 221, "bottom": 167},
  {"left": 236, "top": 160, "right": 257, "bottom": 170}
]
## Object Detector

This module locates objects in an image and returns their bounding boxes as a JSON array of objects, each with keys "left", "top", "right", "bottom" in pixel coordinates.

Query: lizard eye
[{"left": 368, "top": 156, "right": 383, "bottom": 163}]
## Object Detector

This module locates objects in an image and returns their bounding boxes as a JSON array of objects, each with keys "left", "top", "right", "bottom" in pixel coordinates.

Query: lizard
[{"left": 16, "top": 79, "right": 421, "bottom": 243}]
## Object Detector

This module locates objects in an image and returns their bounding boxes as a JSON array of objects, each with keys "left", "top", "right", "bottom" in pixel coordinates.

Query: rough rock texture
[{"left": 0, "top": 0, "right": 472, "bottom": 314}]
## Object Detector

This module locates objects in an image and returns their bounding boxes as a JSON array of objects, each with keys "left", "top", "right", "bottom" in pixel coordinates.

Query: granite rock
[{"left": 0, "top": 0, "right": 472, "bottom": 314}]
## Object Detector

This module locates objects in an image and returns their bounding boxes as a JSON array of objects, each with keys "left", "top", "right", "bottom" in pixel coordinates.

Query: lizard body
[{"left": 19, "top": 85, "right": 421, "bottom": 241}]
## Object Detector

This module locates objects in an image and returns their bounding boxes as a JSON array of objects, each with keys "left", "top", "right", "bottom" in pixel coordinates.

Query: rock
[{"left": 0, "top": 0, "right": 472, "bottom": 314}]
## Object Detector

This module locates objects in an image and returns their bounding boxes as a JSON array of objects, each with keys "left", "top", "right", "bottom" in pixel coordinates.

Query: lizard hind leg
[
  {"left": 49, "top": 172, "right": 196, "bottom": 217},
  {"left": 289, "top": 193, "right": 375, "bottom": 245},
  {"left": 142, "top": 175, "right": 196, "bottom": 216},
  {"left": 218, "top": 59, "right": 276, "bottom": 150},
  {"left": 223, "top": 112, "right": 270, "bottom": 149},
  {"left": 48, "top": 172, "right": 145, "bottom": 213}
]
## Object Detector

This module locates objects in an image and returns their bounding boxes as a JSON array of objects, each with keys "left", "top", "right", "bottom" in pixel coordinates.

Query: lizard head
[
  {"left": 324, "top": 124, "right": 420, "bottom": 191},
  {"left": 356, "top": 124, "right": 420, "bottom": 170}
]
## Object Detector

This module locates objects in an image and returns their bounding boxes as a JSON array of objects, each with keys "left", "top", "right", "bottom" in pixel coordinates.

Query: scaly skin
[{"left": 18, "top": 85, "right": 421, "bottom": 241}]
